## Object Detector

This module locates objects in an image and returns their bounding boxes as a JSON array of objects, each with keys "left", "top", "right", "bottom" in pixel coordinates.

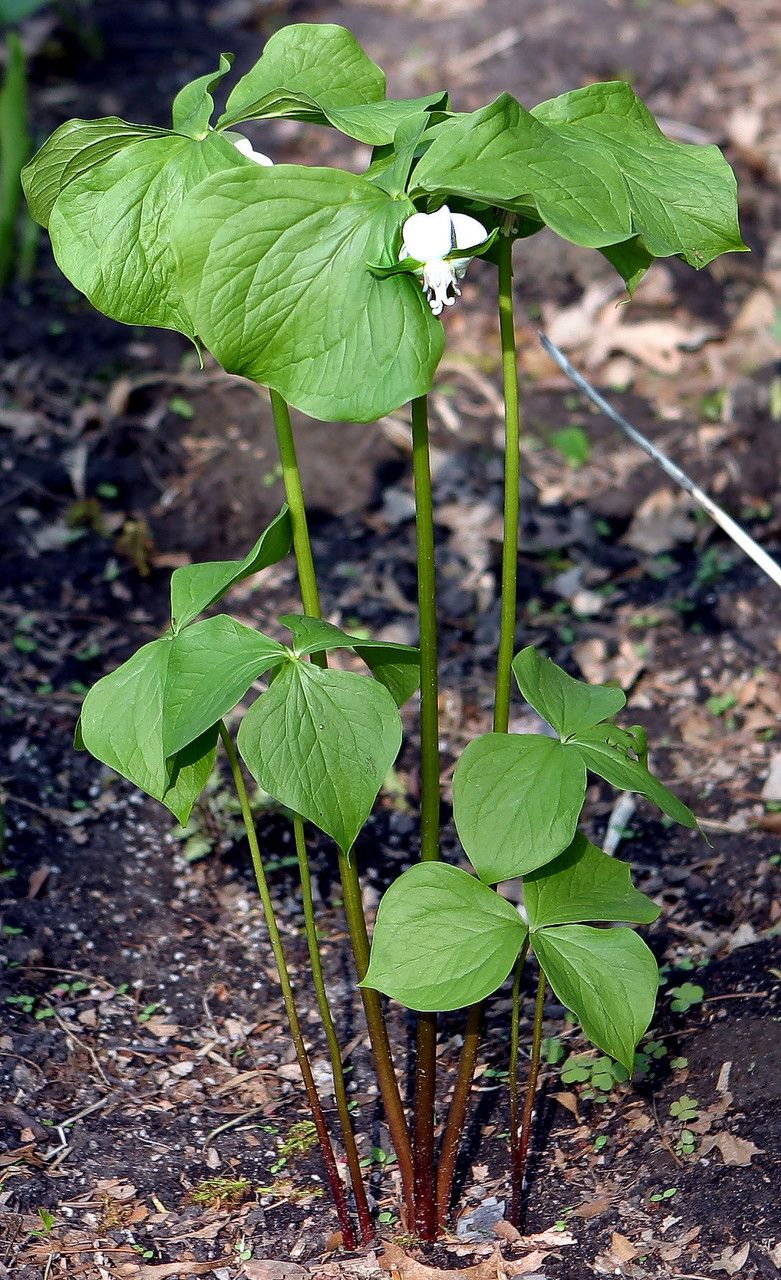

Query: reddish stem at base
[
  {"left": 435, "top": 1001, "right": 483, "bottom": 1226},
  {"left": 510, "top": 965, "right": 547, "bottom": 1227},
  {"left": 220, "top": 724, "right": 357, "bottom": 1249}
]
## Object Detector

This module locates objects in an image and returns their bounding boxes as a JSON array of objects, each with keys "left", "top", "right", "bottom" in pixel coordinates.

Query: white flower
[
  {"left": 227, "top": 131, "right": 274, "bottom": 167},
  {"left": 400, "top": 205, "right": 488, "bottom": 316}
]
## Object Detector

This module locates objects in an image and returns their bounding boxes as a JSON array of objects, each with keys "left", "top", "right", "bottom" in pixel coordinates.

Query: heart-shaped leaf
[
  {"left": 162, "top": 616, "right": 287, "bottom": 755},
  {"left": 512, "top": 645, "right": 626, "bottom": 738},
  {"left": 172, "top": 164, "right": 443, "bottom": 422},
  {"left": 523, "top": 832, "right": 660, "bottom": 929},
  {"left": 452, "top": 733, "right": 586, "bottom": 882},
  {"left": 78, "top": 617, "right": 286, "bottom": 806},
  {"left": 170, "top": 507, "right": 292, "bottom": 632},
  {"left": 362, "top": 862, "right": 527, "bottom": 1011},
  {"left": 45, "top": 130, "right": 246, "bottom": 337},
  {"left": 221, "top": 23, "right": 386, "bottom": 124},
  {"left": 571, "top": 723, "right": 696, "bottom": 829},
  {"left": 237, "top": 660, "right": 402, "bottom": 852},
  {"left": 533, "top": 924, "right": 658, "bottom": 1070},
  {"left": 279, "top": 613, "right": 420, "bottom": 706}
]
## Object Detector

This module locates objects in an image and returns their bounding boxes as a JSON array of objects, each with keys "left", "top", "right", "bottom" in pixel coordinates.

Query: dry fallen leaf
[
  {"left": 711, "top": 1241, "right": 751, "bottom": 1274},
  {"left": 570, "top": 1196, "right": 613, "bottom": 1220},
  {"left": 700, "top": 1131, "right": 764, "bottom": 1166},
  {"left": 380, "top": 1232, "right": 574, "bottom": 1279},
  {"left": 242, "top": 1264, "right": 310, "bottom": 1280},
  {"left": 139, "top": 1258, "right": 234, "bottom": 1280},
  {"left": 624, "top": 488, "right": 698, "bottom": 554},
  {"left": 610, "top": 1232, "right": 640, "bottom": 1264}
]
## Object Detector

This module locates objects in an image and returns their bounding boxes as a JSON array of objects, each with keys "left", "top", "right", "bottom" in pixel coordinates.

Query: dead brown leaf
[
  {"left": 139, "top": 1258, "right": 233, "bottom": 1280},
  {"left": 610, "top": 1233, "right": 640, "bottom": 1264},
  {"left": 242, "top": 1263, "right": 310, "bottom": 1280},
  {"left": 624, "top": 488, "right": 698, "bottom": 554},
  {"left": 711, "top": 1241, "right": 751, "bottom": 1274},
  {"left": 379, "top": 1233, "right": 574, "bottom": 1279},
  {"left": 570, "top": 1196, "right": 612, "bottom": 1220},
  {"left": 700, "top": 1131, "right": 764, "bottom": 1166}
]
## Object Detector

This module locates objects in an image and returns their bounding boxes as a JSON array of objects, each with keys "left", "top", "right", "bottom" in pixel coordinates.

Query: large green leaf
[
  {"left": 531, "top": 81, "right": 746, "bottom": 268},
  {"left": 412, "top": 83, "right": 745, "bottom": 276},
  {"left": 218, "top": 22, "right": 446, "bottom": 146},
  {"left": 80, "top": 637, "right": 171, "bottom": 801},
  {"left": 222, "top": 23, "right": 385, "bottom": 124},
  {"left": 172, "top": 52, "right": 234, "bottom": 139},
  {"left": 164, "top": 726, "right": 219, "bottom": 825},
  {"left": 46, "top": 130, "right": 246, "bottom": 337},
  {"left": 22, "top": 117, "right": 164, "bottom": 228},
  {"left": 172, "top": 164, "right": 443, "bottom": 422},
  {"left": 571, "top": 723, "right": 696, "bottom": 829},
  {"left": 162, "top": 616, "right": 287, "bottom": 755},
  {"left": 362, "top": 862, "right": 527, "bottom": 1012},
  {"left": 170, "top": 507, "right": 292, "bottom": 632},
  {"left": 412, "top": 93, "right": 633, "bottom": 247},
  {"left": 533, "top": 924, "right": 659, "bottom": 1070},
  {"left": 512, "top": 645, "right": 626, "bottom": 738},
  {"left": 279, "top": 614, "right": 420, "bottom": 707},
  {"left": 78, "top": 617, "right": 285, "bottom": 805},
  {"left": 452, "top": 733, "right": 586, "bottom": 882},
  {"left": 523, "top": 832, "right": 659, "bottom": 929},
  {"left": 237, "top": 659, "right": 402, "bottom": 851}
]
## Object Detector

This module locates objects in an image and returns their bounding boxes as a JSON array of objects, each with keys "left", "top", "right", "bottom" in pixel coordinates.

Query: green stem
[
  {"left": 270, "top": 388, "right": 322, "bottom": 623},
  {"left": 436, "top": 236, "right": 523, "bottom": 1226},
  {"left": 218, "top": 723, "right": 356, "bottom": 1249},
  {"left": 269, "top": 388, "right": 415, "bottom": 1218},
  {"left": 410, "top": 393, "right": 441, "bottom": 1241},
  {"left": 411, "top": 394, "right": 441, "bottom": 863},
  {"left": 510, "top": 964, "right": 546, "bottom": 1228},
  {"left": 293, "top": 816, "right": 374, "bottom": 1244},
  {"left": 494, "top": 234, "right": 521, "bottom": 737}
]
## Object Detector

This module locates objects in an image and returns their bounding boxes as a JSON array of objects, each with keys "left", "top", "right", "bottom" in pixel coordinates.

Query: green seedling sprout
[{"left": 22, "top": 20, "right": 746, "bottom": 1245}]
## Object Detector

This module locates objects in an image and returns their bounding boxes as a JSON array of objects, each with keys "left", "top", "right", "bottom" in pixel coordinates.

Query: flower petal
[
  {"left": 230, "top": 133, "right": 274, "bottom": 166},
  {"left": 450, "top": 212, "right": 489, "bottom": 251},
  {"left": 402, "top": 206, "right": 454, "bottom": 262}
]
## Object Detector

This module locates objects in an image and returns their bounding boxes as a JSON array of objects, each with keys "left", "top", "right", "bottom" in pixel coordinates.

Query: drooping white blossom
[
  {"left": 228, "top": 132, "right": 274, "bottom": 167},
  {"left": 400, "top": 205, "right": 488, "bottom": 316}
]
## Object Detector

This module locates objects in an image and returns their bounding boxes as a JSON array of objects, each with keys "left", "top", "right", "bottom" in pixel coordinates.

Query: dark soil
[{"left": 2, "top": 1, "right": 781, "bottom": 1277}]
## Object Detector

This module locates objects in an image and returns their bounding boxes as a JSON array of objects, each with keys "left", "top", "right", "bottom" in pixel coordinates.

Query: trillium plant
[{"left": 23, "top": 23, "right": 745, "bottom": 1247}]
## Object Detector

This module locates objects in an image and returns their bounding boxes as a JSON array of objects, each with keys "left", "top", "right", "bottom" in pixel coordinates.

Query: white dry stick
[
  {"left": 539, "top": 332, "right": 781, "bottom": 591},
  {"left": 603, "top": 791, "right": 637, "bottom": 857}
]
